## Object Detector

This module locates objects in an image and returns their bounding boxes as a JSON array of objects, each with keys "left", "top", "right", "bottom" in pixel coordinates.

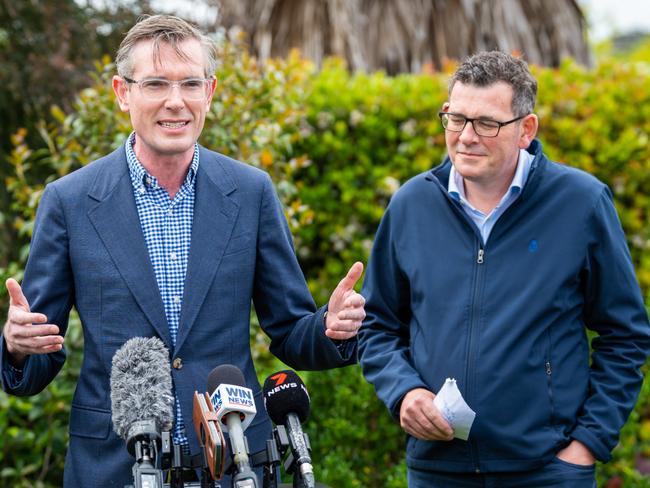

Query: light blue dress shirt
[{"left": 448, "top": 149, "right": 533, "bottom": 244}]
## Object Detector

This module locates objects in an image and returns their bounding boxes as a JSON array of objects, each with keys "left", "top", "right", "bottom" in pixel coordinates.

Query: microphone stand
[
  {"left": 160, "top": 431, "right": 219, "bottom": 488},
  {"left": 249, "top": 426, "right": 334, "bottom": 488},
  {"left": 250, "top": 425, "right": 290, "bottom": 488},
  {"left": 131, "top": 436, "right": 164, "bottom": 488},
  {"left": 124, "top": 427, "right": 219, "bottom": 488}
]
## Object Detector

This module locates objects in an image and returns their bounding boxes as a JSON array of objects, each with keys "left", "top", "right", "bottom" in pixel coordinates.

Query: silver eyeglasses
[
  {"left": 439, "top": 111, "right": 527, "bottom": 137},
  {"left": 123, "top": 77, "right": 213, "bottom": 101}
]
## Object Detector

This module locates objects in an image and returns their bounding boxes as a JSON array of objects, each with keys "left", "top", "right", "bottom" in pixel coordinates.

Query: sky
[
  {"left": 579, "top": 0, "right": 650, "bottom": 40},
  {"left": 150, "top": 0, "right": 218, "bottom": 26}
]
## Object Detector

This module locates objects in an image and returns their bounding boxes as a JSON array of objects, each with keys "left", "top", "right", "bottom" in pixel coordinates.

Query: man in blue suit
[{"left": 1, "top": 15, "right": 365, "bottom": 487}]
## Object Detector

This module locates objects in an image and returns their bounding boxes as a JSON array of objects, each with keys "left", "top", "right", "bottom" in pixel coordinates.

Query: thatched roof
[{"left": 218, "top": 0, "right": 591, "bottom": 72}]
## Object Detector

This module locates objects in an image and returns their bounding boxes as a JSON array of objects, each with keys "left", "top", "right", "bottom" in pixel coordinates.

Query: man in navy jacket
[
  {"left": 359, "top": 51, "right": 650, "bottom": 487},
  {"left": 1, "top": 15, "right": 365, "bottom": 488}
]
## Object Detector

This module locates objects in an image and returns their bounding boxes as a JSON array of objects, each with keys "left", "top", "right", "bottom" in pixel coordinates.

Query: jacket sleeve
[
  {"left": 571, "top": 187, "right": 650, "bottom": 462},
  {"left": 0, "top": 184, "right": 74, "bottom": 396},
  {"left": 252, "top": 174, "right": 356, "bottom": 370},
  {"left": 358, "top": 205, "right": 429, "bottom": 420}
]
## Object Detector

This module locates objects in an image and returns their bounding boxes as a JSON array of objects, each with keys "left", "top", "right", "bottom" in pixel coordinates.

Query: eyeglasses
[
  {"left": 123, "top": 77, "right": 213, "bottom": 101},
  {"left": 438, "top": 111, "right": 527, "bottom": 137}
]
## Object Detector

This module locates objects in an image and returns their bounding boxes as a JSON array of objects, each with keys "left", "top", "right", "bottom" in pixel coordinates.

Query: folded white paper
[{"left": 432, "top": 378, "right": 476, "bottom": 441}]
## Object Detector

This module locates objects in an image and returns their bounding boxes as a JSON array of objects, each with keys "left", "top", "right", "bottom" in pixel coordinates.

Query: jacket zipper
[
  {"left": 425, "top": 157, "right": 540, "bottom": 472},
  {"left": 466, "top": 242, "right": 485, "bottom": 472}
]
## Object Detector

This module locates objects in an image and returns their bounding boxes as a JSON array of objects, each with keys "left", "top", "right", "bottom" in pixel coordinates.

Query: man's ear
[
  {"left": 441, "top": 101, "right": 450, "bottom": 112},
  {"left": 112, "top": 76, "right": 130, "bottom": 112},
  {"left": 205, "top": 77, "right": 217, "bottom": 108},
  {"left": 518, "top": 113, "right": 539, "bottom": 148}
]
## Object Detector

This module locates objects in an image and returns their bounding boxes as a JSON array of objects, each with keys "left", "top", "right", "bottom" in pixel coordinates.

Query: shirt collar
[
  {"left": 125, "top": 132, "right": 199, "bottom": 192},
  {"left": 448, "top": 148, "right": 532, "bottom": 202}
]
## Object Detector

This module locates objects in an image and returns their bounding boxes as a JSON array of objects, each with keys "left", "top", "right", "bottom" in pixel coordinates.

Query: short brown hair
[
  {"left": 116, "top": 14, "right": 217, "bottom": 78},
  {"left": 450, "top": 51, "right": 537, "bottom": 117}
]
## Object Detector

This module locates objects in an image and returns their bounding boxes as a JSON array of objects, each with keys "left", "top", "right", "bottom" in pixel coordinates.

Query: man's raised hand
[
  {"left": 325, "top": 262, "right": 366, "bottom": 340},
  {"left": 3, "top": 278, "right": 63, "bottom": 366}
]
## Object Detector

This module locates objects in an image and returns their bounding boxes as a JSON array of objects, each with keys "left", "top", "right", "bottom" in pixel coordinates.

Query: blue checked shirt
[{"left": 126, "top": 132, "right": 198, "bottom": 448}]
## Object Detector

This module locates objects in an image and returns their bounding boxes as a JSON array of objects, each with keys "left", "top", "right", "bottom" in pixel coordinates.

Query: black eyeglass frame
[{"left": 438, "top": 111, "right": 528, "bottom": 137}]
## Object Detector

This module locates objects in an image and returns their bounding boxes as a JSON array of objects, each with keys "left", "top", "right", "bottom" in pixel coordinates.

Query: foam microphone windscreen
[
  {"left": 207, "top": 364, "right": 246, "bottom": 393},
  {"left": 262, "top": 370, "right": 311, "bottom": 425},
  {"left": 110, "top": 336, "right": 175, "bottom": 439}
]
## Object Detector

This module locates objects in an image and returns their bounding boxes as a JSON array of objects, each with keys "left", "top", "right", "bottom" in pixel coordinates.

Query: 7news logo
[
  {"left": 265, "top": 372, "right": 309, "bottom": 400},
  {"left": 270, "top": 372, "right": 287, "bottom": 386}
]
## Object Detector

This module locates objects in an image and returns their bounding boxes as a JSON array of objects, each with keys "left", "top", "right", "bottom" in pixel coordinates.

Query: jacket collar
[
  {"left": 429, "top": 138, "right": 546, "bottom": 197},
  {"left": 174, "top": 147, "right": 239, "bottom": 353}
]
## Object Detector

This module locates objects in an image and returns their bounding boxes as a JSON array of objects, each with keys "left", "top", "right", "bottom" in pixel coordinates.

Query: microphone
[
  {"left": 208, "top": 365, "right": 259, "bottom": 488},
  {"left": 262, "top": 370, "right": 315, "bottom": 488},
  {"left": 110, "top": 336, "right": 174, "bottom": 488},
  {"left": 193, "top": 390, "right": 226, "bottom": 480}
]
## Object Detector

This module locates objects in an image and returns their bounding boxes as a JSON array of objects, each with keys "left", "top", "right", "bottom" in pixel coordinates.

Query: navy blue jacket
[
  {"left": 359, "top": 139, "right": 650, "bottom": 473},
  {"left": 0, "top": 145, "right": 356, "bottom": 487}
]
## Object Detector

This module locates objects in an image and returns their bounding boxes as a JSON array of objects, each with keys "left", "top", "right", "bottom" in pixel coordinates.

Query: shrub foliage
[{"left": 2, "top": 40, "right": 650, "bottom": 487}]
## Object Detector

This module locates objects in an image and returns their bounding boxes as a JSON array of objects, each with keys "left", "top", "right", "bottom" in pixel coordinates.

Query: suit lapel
[
  {"left": 174, "top": 148, "right": 239, "bottom": 353},
  {"left": 87, "top": 149, "right": 171, "bottom": 346}
]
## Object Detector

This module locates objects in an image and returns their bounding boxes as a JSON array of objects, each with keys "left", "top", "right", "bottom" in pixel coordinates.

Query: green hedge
[{"left": 2, "top": 39, "right": 650, "bottom": 487}]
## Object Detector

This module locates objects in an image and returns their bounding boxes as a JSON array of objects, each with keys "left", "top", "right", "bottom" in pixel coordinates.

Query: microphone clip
[
  {"left": 249, "top": 425, "right": 312, "bottom": 488},
  {"left": 250, "top": 424, "right": 289, "bottom": 488},
  {"left": 125, "top": 430, "right": 220, "bottom": 488}
]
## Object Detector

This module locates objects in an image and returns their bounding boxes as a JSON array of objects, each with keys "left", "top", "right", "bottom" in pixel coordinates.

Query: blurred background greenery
[{"left": 1, "top": 0, "right": 650, "bottom": 487}]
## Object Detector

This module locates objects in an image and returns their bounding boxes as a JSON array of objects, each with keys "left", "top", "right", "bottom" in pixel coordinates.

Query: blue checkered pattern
[{"left": 126, "top": 132, "right": 198, "bottom": 448}]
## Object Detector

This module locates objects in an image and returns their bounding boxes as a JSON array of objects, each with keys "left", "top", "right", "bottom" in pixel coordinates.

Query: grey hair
[
  {"left": 116, "top": 14, "right": 217, "bottom": 78},
  {"left": 449, "top": 51, "right": 537, "bottom": 117}
]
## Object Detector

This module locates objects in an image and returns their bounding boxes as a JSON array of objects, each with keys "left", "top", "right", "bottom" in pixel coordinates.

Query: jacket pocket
[
  {"left": 552, "top": 456, "right": 596, "bottom": 471},
  {"left": 545, "top": 328, "right": 556, "bottom": 427},
  {"left": 223, "top": 232, "right": 252, "bottom": 257},
  {"left": 69, "top": 404, "right": 112, "bottom": 440},
  {"left": 545, "top": 359, "right": 555, "bottom": 420}
]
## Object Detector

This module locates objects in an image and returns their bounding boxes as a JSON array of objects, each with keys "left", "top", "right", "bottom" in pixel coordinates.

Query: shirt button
[
  {"left": 170, "top": 252, "right": 178, "bottom": 260},
  {"left": 146, "top": 176, "right": 152, "bottom": 185},
  {"left": 173, "top": 296, "right": 181, "bottom": 304},
  {"left": 172, "top": 357, "right": 183, "bottom": 369}
]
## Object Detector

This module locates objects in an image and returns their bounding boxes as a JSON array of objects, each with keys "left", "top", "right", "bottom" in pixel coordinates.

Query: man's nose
[
  {"left": 165, "top": 83, "right": 185, "bottom": 108},
  {"left": 458, "top": 120, "right": 480, "bottom": 144}
]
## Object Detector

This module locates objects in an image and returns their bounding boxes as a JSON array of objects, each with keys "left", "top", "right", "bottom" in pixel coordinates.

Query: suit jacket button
[{"left": 172, "top": 357, "right": 183, "bottom": 369}]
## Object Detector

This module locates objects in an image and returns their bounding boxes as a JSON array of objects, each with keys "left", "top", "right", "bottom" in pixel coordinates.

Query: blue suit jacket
[{"left": 1, "top": 144, "right": 355, "bottom": 487}]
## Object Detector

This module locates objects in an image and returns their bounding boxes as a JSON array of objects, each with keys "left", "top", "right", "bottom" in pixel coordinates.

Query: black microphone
[
  {"left": 263, "top": 370, "right": 315, "bottom": 488},
  {"left": 110, "top": 336, "right": 175, "bottom": 488},
  {"left": 208, "top": 365, "right": 259, "bottom": 488}
]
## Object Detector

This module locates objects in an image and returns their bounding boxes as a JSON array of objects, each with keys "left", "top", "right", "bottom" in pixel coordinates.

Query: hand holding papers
[{"left": 433, "top": 378, "right": 476, "bottom": 441}]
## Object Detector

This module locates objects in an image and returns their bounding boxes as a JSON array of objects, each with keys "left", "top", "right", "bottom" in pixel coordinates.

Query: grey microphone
[{"left": 110, "top": 336, "right": 175, "bottom": 488}]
